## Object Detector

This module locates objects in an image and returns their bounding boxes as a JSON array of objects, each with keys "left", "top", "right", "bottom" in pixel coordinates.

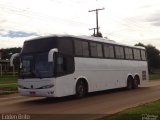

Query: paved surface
[{"left": 0, "top": 80, "right": 160, "bottom": 120}]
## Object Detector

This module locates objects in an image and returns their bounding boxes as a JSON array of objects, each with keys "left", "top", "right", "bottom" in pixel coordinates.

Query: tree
[
  {"left": 135, "top": 43, "right": 160, "bottom": 73},
  {"left": 0, "top": 47, "right": 22, "bottom": 60},
  {"left": 146, "top": 45, "right": 160, "bottom": 69},
  {"left": 92, "top": 32, "right": 103, "bottom": 37},
  {"left": 135, "top": 42, "right": 145, "bottom": 47}
]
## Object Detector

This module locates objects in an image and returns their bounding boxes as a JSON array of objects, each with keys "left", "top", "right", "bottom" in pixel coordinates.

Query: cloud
[
  {"left": 140, "top": 5, "right": 152, "bottom": 9},
  {"left": 0, "top": 38, "right": 24, "bottom": 48},
  {"left": 0, "top": 35, "right": 39, "bottom": 49},
  {"left": 146, "top": 11, "right": 160, "bottom": 26},
  {"left": 0, "top": 29, "right": 7, "bottom": 36},
  {"left": 1, "top": 30, "right": 39, "bottom": 38},
  {"left": 153, "top": 22, "right": 160, "bottom": 26},
  {"left": 0, "top": 19, "right": 6, "bottom": 23}
]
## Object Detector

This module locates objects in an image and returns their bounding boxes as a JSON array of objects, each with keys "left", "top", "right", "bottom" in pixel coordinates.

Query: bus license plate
[{"left": 30, "top": 91, "right": 36, "bottom": 96}]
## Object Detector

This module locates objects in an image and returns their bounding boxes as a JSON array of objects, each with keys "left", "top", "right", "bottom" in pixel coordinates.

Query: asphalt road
[{"left": 0, "top": 80, "right": 160, "bottom": 120}]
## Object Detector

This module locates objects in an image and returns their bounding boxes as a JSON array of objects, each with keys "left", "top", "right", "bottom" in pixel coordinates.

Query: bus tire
[
  {"left": 133, "top": 76, "right": 139, "bottom": 89},
  {"left": 76, "top": 79, "right": 88, "bottom": 98},
  {"left": 127, "top": 76, "right": 133, "bottom": 90}
]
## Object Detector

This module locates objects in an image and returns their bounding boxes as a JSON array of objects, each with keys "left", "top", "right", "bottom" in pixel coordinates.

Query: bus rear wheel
[
  {"left": 133, "top": 76, "right": 139, "bottom": 89},
  {"left": 127, "top": 77, "right": 133, "bottom": 90},
  {"left": 76, "top": 80, "right": 87, "bottom": 98}
]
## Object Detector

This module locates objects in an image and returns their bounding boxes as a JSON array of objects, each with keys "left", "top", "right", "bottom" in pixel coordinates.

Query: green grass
[
  {"left": 0, "top": 75, "right": 17, "bottom": 92},
  {"left": 149, "top": 73, "right": 160, "bottom": 80},
  {"left": 104, "top": 100, "right": 160, "bottom": 120},
  {"left": 0, "top": 83, "right": 17, "bottom": 91},
  {"left": 0, "top": 75, "right": 18, "bottom": 94},
  {"left": 149, "top": 69, "right": 160, "bottom": 80},
  {"left": 0, "top": 75, "right": 17, "bottom": 84}
]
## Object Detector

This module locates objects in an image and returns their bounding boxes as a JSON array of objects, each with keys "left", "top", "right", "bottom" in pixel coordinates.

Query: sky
[{"left": 0, "top": 0, "right": 160, "bottom": 49}]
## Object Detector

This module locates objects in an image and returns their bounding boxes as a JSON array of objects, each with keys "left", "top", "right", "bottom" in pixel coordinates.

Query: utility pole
[
  {"left": 89, "top": 28, "right": 97, "bottom": 36},
  {"left": 88, "top": 8, "right": 105, "bottom": 36}
]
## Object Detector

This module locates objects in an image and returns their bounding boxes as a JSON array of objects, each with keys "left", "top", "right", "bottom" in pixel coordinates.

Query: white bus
[{"left": 10, "top": 35, "right": 148, "bottom": 97}]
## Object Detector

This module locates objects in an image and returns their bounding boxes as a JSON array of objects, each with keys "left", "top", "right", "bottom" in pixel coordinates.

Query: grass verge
[
  {"left": 0, "top": 75, "right": 17, "bottom": 84},
  {"left": 0, "top": 83, "right": 17, "bottom": 91},
  {"left": 149, "top": 73, "right": 160, "bottom": 80},
  {"left": 103, "top": 100, "right": 160, "bottom": 120}
]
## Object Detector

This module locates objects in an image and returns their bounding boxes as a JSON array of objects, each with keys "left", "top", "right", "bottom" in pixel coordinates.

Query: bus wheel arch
[
  {"left": 75, "top": 77, "right": 88, "bottom": 98},
  {"left": 127, "top": 75, "right": 134, "bottom": 90}
]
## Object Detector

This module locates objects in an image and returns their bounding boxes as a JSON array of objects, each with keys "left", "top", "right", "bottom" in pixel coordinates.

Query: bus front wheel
[{"left": 76, "top": 80, "right": 87, "bottom": 98}]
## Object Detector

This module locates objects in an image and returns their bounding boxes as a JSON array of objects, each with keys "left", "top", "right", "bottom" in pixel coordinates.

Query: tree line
[
  {"left": 135, "top": 43, "right": 160, "bottom": 73},
  {"left": 0, "top": 47, "right": 22, "bottom": 60}
]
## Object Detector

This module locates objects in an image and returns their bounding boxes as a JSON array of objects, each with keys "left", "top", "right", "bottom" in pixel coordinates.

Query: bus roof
[{"left": 26, "top": 34, "right": 145, "bottom": 50}]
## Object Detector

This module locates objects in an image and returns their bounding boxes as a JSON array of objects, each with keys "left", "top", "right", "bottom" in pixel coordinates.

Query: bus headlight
[{"left": 38, "top": 84, "right": 54, "bottom": 89}]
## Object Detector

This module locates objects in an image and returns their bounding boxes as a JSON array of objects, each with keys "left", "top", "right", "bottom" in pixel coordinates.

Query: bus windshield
[{"left": 20, "top": 52, "right": 54, "bottom": 78}]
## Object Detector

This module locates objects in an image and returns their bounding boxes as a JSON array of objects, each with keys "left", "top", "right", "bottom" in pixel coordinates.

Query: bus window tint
[
  {"left": 141, "top": 50, "right": 146, "bottom": 60},
  {"left": 90, "top": 42, "right": 98, "bottom": 57},
  {"left": 90, "top": 42, "right": 103, "bottom": 58},
  {"left": 74, "top": 40, "right": 82, "bottom": 56},
  {"left": 74, "top": 40, "right": 89, "bottom": 57},
  {"left": 97, "top": 43, "right": 103, "bottom": 57},
  {"left": 115, "top": 46, "right": 124, "bottom": 59},
  {"left": 56, "top": 54, "right": 74, "bottom": 76},
  {"left": 133, "top": 49, "right": 141, "bottom": 60},
  {"left": 104, "top": 44, "right": 114, "bottom": 58},
  {"left": 57, "top": 56, "right": 65, "bottom": 74},
  {"left": 82, "top": 41, "right": 89, "bottom": 57},
  {"left": 125, "top": 47, "right": 133, "bottom": 60}
]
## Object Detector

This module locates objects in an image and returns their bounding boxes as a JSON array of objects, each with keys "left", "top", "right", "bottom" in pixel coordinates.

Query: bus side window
[
  {"left": 133, "top": 49, "right": 141, "bottom": 60},
  {"left": 57, "top": 55, "right": 65, "bottom": 74},
  {"left": 115, "top": 46, "right": 124, "bottom": 59},
  {"left": 141, "top": 50, "right": 146, "bottom": 60},
  {"left": 104, "top": 44, "right": 115, "bottom": 58},
  {"left": 125, "top": 47, "right": 133, "bottom": 60},
  {"left": 65, "top": 55, "right": 74, "bottom": 74},
  {"left": 56, "top": 54, "right": 74, "bottom": 76}
]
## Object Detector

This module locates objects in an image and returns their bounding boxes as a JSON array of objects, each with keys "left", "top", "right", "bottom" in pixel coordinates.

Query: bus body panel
[
  {"left": 73, "top": 58, "right": 148, "bottom": 93},
  {"left": 54, "top": 74, "right": 76, "bottom": 97}
]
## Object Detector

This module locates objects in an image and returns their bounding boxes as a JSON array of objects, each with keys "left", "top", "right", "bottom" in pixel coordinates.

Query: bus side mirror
[
  {"left": 10, "top": 53, "right": 20, "bottom": 67},
  {"left": 48, "top": 48, "right": 58, "bottom": 62}
]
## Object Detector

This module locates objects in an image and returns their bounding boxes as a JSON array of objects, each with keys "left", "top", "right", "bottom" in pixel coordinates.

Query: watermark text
[{"left": 2, "top": 114, "right": 30, "bottom": 120}]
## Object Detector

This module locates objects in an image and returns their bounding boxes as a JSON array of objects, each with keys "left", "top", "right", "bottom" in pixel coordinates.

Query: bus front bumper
[{"left": 18, "top": 88, "right": 55, "bottom": 97}]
